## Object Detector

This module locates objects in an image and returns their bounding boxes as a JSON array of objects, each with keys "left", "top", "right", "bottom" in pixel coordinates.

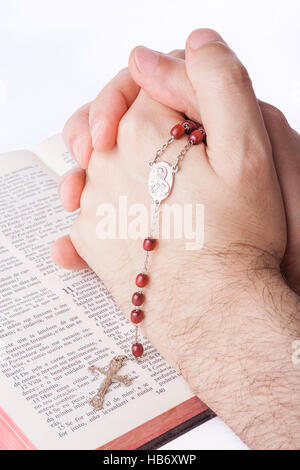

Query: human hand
[
  {"left": 52, "top": 49, "right": 182, "bottom": 268},
  {"left": 52, "top": 29, "right": 300, "bottom": 448},
  {"left": 53, "top": 30, "right": 300, "bottom": 297}
]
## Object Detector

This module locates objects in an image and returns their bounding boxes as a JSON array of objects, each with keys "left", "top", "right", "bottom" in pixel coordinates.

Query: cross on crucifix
[{"left": 89, "top": 355, "right": 132, "bottom": 410}]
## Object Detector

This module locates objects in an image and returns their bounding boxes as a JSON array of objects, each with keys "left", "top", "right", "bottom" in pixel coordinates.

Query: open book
[{"left": 0, "top": 135, "right": 212, "bottom": 450}]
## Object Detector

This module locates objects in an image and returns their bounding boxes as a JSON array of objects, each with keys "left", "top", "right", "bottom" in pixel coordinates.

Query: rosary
[{"left": 89, "top": 119, "right": 206, "bottom": 410}]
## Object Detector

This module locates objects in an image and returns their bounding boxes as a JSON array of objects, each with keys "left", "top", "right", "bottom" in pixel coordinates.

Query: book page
[
  {"left": 34, "top": 134, "right": 77, "bottom": 176},
  {"left": 0, "top": 150, "right": 193, "bottom": 450}
]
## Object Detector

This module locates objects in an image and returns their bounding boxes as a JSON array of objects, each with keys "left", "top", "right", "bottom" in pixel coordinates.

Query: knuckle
[
  {"left": 169, "top": 49, "right": 185, "bottom": 59},
  {"left": 86, "top": 152, "right": 105, "bottom": 185},
  {"left": 230, "top": 131, "right": 272, "bottom": 182},
  {"left": 240, "top": 146, "right": 272, "bottom": 184},
  {"left": 217, "top": 62, "right": 251, "bottom": 91},
  {"left": 62, "top": 116, "right": 73, "bottom": 147},
  {"left": 242, "top": 154, "right": 267, "bottom": 181},
  {"left": 86, "top": 154, "right": 97, "bottom": 180},
  {"left": 116, "top": 66, "right": 129, "bottom": 78},
  {"left": 63, "top": 103, "right": 91, "bottom": 153},
  {"left": 78, "top": 183, "right": 91, "bottom": 213},
  {"left": 88, "top": 104, "right": 101, "bottom": 129},
  {"left": 203, "top": 43, "right": 251, "bottom": 91},
  {"left": 260, "top": 102, "right": 287, "bottom": 126}
]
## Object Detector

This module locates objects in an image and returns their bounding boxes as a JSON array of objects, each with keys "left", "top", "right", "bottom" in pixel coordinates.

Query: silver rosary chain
[
  {"left": 149, "top": 136, "right": 175, "bottom": 166},
  {"left": 171, "top": 140, "right": 193, "bottom": 173},
  {"left": 135, "top": 133, "right": 193, "bottom": 354},
  {"left": 149, "top": 136, "right": 193, "bottom": 173},
  {"left": 150, "top": 200, "right": 161, "bottom": 237}
]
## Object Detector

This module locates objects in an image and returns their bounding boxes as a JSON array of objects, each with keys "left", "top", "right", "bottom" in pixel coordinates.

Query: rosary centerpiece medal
[{"left": 148, "top": 161, "right": 174, "bottom": 203}]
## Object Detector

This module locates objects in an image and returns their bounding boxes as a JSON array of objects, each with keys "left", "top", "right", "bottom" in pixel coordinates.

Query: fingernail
[
  {"left": 91, "top": 120, "right": 105, "bottom": 148},
  {"left": 58, "top": 168, "right": 80, "bottom": 201},
  {"left": 134, "top": 46, "right": 160, "bottom": 74},
  {"left": 73, "top": 134, "right": 90, "bottom": 167},
  {"left": 188, "top": 29, "right": 225, "bottom": 50}
]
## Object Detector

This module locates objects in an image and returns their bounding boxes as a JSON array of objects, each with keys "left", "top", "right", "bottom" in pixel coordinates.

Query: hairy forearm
[
  {"left": 80, "top": 221, "right": 299, "bottom": 448},
  {"left": 175, "top": 267, "right": 300, "bottom": 449}
]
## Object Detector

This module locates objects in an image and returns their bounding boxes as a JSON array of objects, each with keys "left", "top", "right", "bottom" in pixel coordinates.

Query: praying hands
[{"left": 51, "top": 29, "right": 300, "bottom": 449}]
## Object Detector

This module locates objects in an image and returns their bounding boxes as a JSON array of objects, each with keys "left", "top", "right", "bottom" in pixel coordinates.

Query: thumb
[
  {"left": 128, "top": 47, "right": 198, "bottom": 120},
  {"left": 185, "top": 29, "right": 270, "bottom": 167},
  {"left": 129, "top": 29, "right": 272, "bottom": 177},
  {"left": 128, "top": 30, "right": 227, "bottom": 124}
]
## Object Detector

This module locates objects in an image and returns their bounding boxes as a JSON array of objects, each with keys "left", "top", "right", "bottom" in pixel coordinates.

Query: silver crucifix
[{"left": 89, "top": 355, "right": 132, "bottom": 410}]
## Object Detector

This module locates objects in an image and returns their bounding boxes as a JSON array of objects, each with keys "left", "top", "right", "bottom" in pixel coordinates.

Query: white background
[{"left": 0, "top": 0, "right": 299, "bottom": 449}]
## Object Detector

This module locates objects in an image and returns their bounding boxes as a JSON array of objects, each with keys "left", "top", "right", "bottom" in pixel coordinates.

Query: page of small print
[{"left": 0, "top": 135, "right": 193, "bottom": 450}]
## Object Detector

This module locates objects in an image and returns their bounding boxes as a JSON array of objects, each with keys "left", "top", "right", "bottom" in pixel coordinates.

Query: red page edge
[
  {"left": 0, "top": 406, "right": 36, "bottom": 450},
  {"left": 0, "top": 397, "right": 208, "bottom": 450}
]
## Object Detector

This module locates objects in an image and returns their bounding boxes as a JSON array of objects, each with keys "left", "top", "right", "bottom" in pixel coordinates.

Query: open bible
[{"left": 0, "top": 135, "right": 212, "bottom": 450}]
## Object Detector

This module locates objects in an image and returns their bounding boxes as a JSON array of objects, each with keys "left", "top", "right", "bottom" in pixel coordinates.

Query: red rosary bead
[
  {"left": 182, "top": 120, "right": 198, "bottom": 134},
  {"left": 131, "top": 309, "right": 144, "bottom": 324},
  {"left": 132, "top": 292, "right": 145, "bottom": 306},
  {"left": 143, "top": 238, "right": 156, "bottom": 251},
  {"left": 170, "top": 123, "right": 185, "bottom": 139},
  {"left": 132, "top": 343, "right": 144, "bottom": 357},
  {"left": 136, "top": 273, "right": 149, "bottom": 288},
  {"left": 189, "top": 129, "right": 204, "bottom": 145}
]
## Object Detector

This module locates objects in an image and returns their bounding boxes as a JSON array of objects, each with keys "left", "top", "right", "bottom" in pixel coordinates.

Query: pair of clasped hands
[{"left": 51, "top": 30, "right": 300, "bottom": 449}]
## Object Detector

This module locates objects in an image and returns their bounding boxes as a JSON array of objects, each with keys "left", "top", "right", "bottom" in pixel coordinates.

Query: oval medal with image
[{"left": 148, "top": 162, "right": 174, "bottom": 203}]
